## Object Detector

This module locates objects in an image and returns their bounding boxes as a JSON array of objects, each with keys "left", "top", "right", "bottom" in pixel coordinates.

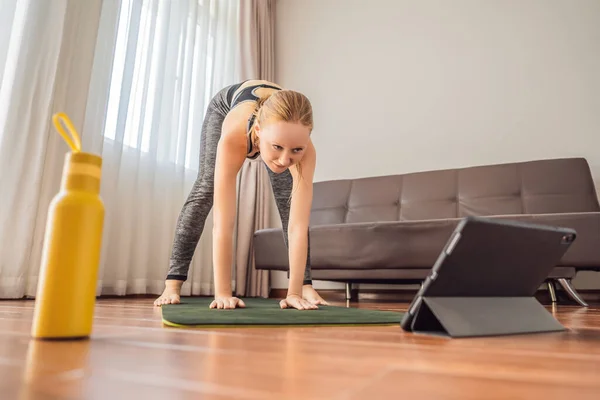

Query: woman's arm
[
  {"left": 210, "top": 121, "right": 247, "bottom": 309},
  {"left": 286, "top": 140, "right": 317, "bottom": 299}
]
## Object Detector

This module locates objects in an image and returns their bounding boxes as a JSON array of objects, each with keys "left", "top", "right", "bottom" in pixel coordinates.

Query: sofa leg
[
  {"left": 547, "top": 281, "right": 557, "bottom": 303},
  {"left": 556, "top": 278, "right": 588, "bottom": 307},
  {"left": 345, "top": 282, "right": 353, "bottom": 301}
]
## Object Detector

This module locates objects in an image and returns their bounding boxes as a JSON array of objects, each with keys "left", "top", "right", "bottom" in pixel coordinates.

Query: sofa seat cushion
[
  {"left": 253, "top": 212, "right": 600, "bottom": 271},
  {"left": 254, "top": 218, "right": 458, "bottom": 271}
]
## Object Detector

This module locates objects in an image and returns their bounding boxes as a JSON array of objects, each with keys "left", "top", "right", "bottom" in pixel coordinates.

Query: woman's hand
[
  {"left": 209, "top": 296, "right": 246, "bottom": 309},
  {"left": 280, "top": 294, "right": 319, "bottom": 310}
]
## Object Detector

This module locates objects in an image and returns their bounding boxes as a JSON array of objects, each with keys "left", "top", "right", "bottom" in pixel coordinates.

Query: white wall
[{"left": 271, "top": 0, "right": 600, "bottom": 290}]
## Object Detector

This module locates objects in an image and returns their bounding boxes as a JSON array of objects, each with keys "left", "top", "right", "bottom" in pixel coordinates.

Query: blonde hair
[
  {"left": 250, "top": 89, "right": 313, "bottom": 133},
  {"left": 249, "top": 89, "right": 313, "bottom": 182}
]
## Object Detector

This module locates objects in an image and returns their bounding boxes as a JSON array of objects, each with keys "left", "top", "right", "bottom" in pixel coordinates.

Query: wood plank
[{"left": 0, "top": 297, "right": 598, "bottom": 399}]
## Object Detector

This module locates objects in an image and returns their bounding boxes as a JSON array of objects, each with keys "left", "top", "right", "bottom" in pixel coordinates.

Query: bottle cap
[
  {"left": 52, "top": 113, "right": 103, "bottom": 189},
  {"left": 64, "top": 152, "right": 102, "bottom": 180}
]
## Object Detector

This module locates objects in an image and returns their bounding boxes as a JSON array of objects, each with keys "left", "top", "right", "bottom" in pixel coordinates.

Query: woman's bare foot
[
  {"left": 302, "top": 285, "right": 329, "bottom": 305},
  {"left": 154, "top": 279, "right": 183, "bottom": 306}
]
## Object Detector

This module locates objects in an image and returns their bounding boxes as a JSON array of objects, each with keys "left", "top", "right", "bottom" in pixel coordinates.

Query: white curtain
[
  {"left": 83, "top": 0, "right": 240, "bottom": 296},
  {"left": 0, "top": 0, "right": 104, "bottom": 298},
  {"left": 233, "top": 0, "right": 278, "bottom": 298},
  {"left": 0, "top": 0, "right": 241, "bottom": 298}
]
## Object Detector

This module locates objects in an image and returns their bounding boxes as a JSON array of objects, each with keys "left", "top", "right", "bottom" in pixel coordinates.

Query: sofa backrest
[{"left": 310, "top": 157, "right": 600, "bottom": 226}]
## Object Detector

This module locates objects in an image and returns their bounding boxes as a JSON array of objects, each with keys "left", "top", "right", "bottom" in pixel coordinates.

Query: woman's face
[{"left": 256, "top": 120, "right": 310, "bottom": 174}]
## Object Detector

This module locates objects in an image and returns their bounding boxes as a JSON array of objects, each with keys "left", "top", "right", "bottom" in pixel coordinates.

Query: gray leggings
[{"left": 166, "top": 84, "right": 312, "bottom": 285}]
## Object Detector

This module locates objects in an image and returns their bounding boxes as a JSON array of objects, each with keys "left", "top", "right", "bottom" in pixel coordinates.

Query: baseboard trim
[{"left": 269, "top": 288, "right": 600, "bottom": 304}]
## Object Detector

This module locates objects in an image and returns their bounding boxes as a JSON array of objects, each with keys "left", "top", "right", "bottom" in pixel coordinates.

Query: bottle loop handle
[{"left": 52, "top": 113, "right": 82, "bottom": 153}]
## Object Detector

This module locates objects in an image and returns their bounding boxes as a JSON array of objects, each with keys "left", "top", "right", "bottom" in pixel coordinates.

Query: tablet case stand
[
  {"left": 403, "top": 216, "right": 576, "bottom": 338},
  {"left": 410, "top": 296, "right": 566, "bottom": 338}
]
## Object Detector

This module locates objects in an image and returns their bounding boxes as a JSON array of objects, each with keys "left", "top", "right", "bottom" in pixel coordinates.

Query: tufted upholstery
[
  {"left": 253, "top": 157, "right": 600, "bottom": 286},
  {"left": 310, "top": 158, "right": 599, "bottom": 226}
]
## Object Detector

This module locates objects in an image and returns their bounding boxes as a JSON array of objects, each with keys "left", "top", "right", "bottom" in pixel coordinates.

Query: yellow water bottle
[{"left": 31, "top": 113, "right": 105, "bottom": 340}]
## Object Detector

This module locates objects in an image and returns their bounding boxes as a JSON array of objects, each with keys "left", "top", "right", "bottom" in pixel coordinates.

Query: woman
[{"left": 153, "top": 80, "right": 328, "bottom": 310}]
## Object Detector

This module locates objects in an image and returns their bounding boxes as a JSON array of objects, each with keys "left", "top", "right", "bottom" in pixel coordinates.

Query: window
[{"left": 100, "top": 0, "right": 237, "bottom": 170}]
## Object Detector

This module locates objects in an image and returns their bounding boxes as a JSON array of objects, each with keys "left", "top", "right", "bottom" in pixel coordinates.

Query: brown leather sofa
[{"left": 253, "top": 157, "right": 600, "bottom": 306}]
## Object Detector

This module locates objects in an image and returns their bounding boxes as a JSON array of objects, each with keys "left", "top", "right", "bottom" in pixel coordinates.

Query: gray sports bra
[{"left": 230, "top": 82, "right": 282, "bottom": 159}]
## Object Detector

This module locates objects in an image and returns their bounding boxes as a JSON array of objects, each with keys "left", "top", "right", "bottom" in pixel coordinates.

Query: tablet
[{"left": 400, "top": 216, "right": 576, "bottom": 337}]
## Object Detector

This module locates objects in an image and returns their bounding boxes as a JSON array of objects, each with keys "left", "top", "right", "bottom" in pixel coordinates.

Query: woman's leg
[
  {"left": 266, "top": 167, "right": 312, "bottom": 285},
  {"left": 167, "top": 116, "right": 225, "bottom": 278},
  {"left": 155, "top": 88, "right": 230, "bottom": 306}
]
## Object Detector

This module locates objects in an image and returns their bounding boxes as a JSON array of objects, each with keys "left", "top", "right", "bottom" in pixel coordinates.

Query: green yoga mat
[{"left": 161, "top": 297, "right": 404, "bottom": 328}]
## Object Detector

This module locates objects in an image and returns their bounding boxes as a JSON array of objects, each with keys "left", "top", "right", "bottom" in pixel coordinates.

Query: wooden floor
[{"left": 0, "top": 297, "right": 598, "bottom": 400}]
